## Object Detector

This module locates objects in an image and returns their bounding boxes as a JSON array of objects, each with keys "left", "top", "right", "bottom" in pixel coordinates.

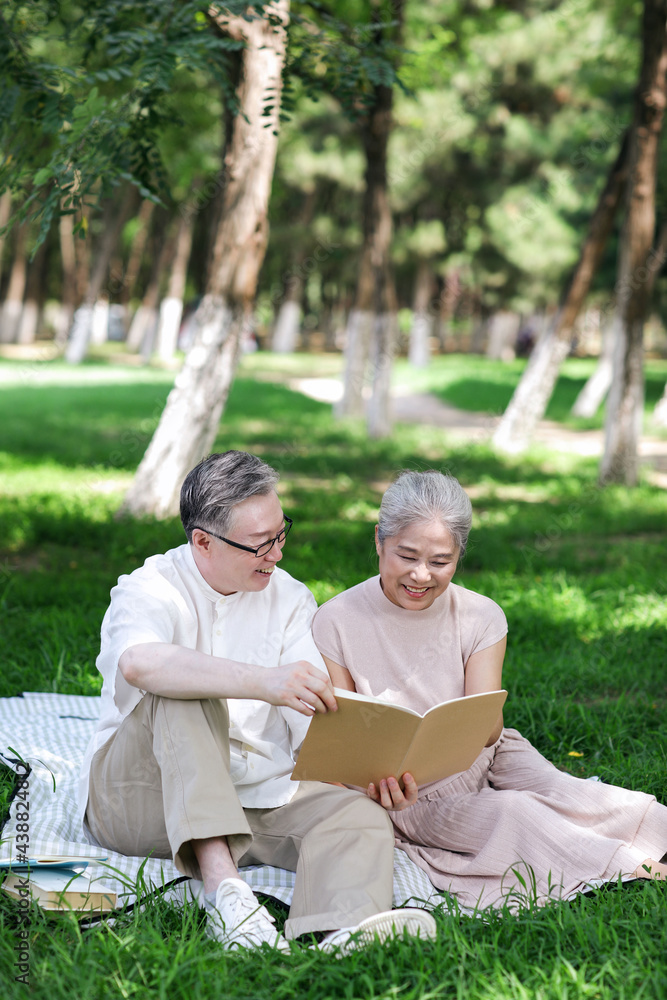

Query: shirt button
[{"left": 216, "top": 629, "right": 221, "bottom": 636}]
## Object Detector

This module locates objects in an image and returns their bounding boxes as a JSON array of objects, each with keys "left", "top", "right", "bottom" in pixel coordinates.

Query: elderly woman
[{"left": 312, "top": 470, "right": 667, "bottom": 911}]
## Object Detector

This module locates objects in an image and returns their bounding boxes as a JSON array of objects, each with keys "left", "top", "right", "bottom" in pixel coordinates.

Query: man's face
[{"left": 191, "top": 491, "right": 287, "bottom": 595}]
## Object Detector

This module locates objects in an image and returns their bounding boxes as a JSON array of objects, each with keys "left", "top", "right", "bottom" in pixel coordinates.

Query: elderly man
[{"left": 78, "top": 451, "right": 435, "bottom": 952}]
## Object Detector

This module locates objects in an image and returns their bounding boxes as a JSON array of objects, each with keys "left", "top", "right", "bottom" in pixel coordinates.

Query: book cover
[
  {"left": 0, "top": 855, "right": 107, "bottom": 871},
  {"left": 291, "top": 687, "right": 508, "bottom": 789}
]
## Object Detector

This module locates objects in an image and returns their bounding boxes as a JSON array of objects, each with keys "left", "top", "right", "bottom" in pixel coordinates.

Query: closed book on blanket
[
  {"left": 291, "top": 687, "right": 507, "bottom": 789},
  {"left": 2, "top": 867, "right": 117, "bottom": 914},
  {"left": 0, "top": 855, "right": 107, "bottom": 871}
]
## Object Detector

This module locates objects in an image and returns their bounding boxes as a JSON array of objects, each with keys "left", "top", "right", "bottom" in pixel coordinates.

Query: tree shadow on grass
[
  {"left": 429, "top": 365, "right": 667, "bottom": 427},
  {"left": 0, "top": 381, "right": 172, "bottom": 470},
  {"left": 0, "top": 370, "right": 603, "bottom": 496}
]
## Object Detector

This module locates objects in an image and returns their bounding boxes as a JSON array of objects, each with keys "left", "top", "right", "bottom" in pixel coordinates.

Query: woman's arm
[
  {"left": 321, "top": 654, "right": 356, "bottom": 692},
  {"left": 464, "top": 636, "right": 507, "bottom": 745}
]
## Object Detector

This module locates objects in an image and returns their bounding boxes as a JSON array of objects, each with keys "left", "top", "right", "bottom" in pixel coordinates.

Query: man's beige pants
[{"left": 85, "top": 694, "right": 394, "bottom": 938}]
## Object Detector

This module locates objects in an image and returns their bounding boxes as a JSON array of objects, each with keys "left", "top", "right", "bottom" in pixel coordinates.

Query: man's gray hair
[
  {"left": 180, "top": 451, "right": 280, "bottom": 542},
  {"left": 377, "top": 469, "right": 473, "bottom": 557}
]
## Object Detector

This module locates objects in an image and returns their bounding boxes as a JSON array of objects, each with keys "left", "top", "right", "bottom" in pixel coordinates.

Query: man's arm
[{"left": 119, "top": 642, "right": 337, "bottom": 716}]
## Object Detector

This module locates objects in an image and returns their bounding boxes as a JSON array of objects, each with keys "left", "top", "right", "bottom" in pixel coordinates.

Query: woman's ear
[{"left": 374, "top": 524, "right": 381, "bottom": 556}]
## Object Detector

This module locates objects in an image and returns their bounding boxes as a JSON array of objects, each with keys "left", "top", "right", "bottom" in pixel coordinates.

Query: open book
[{"left": 291, "top": 687, "right": 507, "bottom": 789}]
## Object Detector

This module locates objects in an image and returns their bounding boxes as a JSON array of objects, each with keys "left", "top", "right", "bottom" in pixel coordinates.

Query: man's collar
[{"left": 182, "top": 543, "right": 242, "bottom": 604}]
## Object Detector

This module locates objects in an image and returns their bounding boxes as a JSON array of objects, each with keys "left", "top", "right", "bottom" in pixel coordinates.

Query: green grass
[
  {"left": 237, "top": 349, "right": 667, "bottom": 432},
  {"left": 1, "top": 351, "right": 666, "bottom": 999}
]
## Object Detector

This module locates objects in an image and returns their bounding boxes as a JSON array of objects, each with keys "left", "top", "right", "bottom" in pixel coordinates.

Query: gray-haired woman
[{"left": 312, "top": 470, "right": 667, "bottom": 911}]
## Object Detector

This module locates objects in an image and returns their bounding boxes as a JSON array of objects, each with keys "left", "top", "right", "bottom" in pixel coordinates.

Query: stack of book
[{"left": 1, "top": 856, "right": 117, "bottom": 914}]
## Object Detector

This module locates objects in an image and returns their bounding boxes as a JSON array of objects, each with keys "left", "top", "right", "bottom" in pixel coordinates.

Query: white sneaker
[
  {"left": 318, "top": 907, "right": 437, "bottom": 956},
  {"left": 205, "top": 878, "right": 290, "bottom": 952}
]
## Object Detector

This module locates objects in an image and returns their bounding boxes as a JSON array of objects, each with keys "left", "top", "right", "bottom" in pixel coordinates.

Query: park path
[{"left": 288, "top": 377, "right": 667, "bottom": 489}]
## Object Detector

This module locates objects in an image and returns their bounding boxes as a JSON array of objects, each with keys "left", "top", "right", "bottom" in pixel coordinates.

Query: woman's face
[{"left": 375, "top": 519, "right": 460, "bottom": 611}]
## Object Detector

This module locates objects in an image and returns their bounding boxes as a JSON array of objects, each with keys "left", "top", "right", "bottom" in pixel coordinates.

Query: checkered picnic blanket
[{"left": 0, "top": 693, "right": 443, "bottom": 914}]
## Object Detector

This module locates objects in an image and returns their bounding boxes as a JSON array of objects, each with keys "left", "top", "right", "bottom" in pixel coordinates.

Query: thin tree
[
  {"left": 600, "top": 0, "right": 667, "bottom": 485},
  {"left": 65, "top": 187, "right": 139, "bottom": 362},
  {"left": 16, "top": 237, "right": 48, "bottom": 344},
  {"left": 120, "top": 199, "right": 156, "bottom": 308},
  {"left": 0, "top": 191, "right": 12, "bottom": 289},
  {"left": 491, "top": 131, "right": 631, "bottom": 453},
  {"left": 125, "top": 210, "right": 174, "bottom": 353},
  {"left": 408, "top": 260, "right": 435, "bottom": 368},
  {"left": 120, "top": 1, "right": 290, "bottom": 518},
  {"left": 0, "top": 221, "right": 27, "bottom": 343},
  {"left": 271, "top": 188, "right": 317, "bottom": 353},
  {"left": 336, "top": 0, "right": 403, "bottom": 438},
  {"left": 155, "top": 204, "right": 198, "bottom": 362},
  {"left": 572, "top": 218, "right": 667, "bottom": 417}
]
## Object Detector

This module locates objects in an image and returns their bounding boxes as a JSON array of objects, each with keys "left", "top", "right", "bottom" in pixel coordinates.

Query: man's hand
[
  {"left": 255, "top": 660, "right": 338, "bottom": 716},
  {"left": 367, "top": 772, "right": 418, "bottom": 811}
]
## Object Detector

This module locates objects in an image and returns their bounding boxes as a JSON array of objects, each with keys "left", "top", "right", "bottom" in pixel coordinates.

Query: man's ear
[{"left": 191, "top": 529, "right": 212, "bottom": 558}]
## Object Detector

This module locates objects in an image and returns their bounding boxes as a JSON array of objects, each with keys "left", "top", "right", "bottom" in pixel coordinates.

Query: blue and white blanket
[{"left": 0, "top": 692, "right": 444, "bottom": 914}]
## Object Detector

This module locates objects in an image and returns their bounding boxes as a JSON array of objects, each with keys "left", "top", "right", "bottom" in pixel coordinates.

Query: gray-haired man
[{"left": 78, "top": 451, "right": 436, "bottom": 952}]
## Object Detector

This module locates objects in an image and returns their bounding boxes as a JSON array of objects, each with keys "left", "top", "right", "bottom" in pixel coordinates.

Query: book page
[
  {"left": 291, "top": 693, "right": 420, "bottom": 787},
  {"left": 401, "top": 690, "right": 507, "bottom": 785},
  {"left": 3, "top": 868, "right": 118, "bottom": 912}
]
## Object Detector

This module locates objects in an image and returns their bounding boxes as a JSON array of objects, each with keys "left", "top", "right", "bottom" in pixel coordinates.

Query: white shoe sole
[{"left": 320, "top": 908, "right": 437, "bottom": 955}]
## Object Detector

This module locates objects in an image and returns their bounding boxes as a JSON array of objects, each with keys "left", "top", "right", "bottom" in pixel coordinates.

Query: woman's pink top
[{"left": 312, "top": 576, "right": 508, "bottom": 714}]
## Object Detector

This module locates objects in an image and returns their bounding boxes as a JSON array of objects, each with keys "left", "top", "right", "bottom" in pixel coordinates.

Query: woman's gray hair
[
  {"left": 377, "top": 470, "right": 473, "bottom": 557},
  {"left": 180, "top": 451, "right": 279, "bottom": 542}
]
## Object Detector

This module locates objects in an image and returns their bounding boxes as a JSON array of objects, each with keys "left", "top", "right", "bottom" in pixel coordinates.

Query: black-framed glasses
[{"left": 192, "top": 516, "right": 293, "bottom": 558}]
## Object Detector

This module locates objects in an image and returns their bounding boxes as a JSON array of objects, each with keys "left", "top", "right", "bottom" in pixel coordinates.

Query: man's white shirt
[{"left": 77, "top": 544, "right": 327, "bottom": 825}]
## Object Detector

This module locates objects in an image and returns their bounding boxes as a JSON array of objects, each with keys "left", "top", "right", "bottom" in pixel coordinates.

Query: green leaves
[
  {"left": 285, "top": 2, "right": 406, "bottom": 122},
  {"left": 0, "top": 0, "right": 252, "bottom": 243}
]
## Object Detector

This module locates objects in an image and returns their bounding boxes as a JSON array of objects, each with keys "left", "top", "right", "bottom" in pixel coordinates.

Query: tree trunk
[
  {"left": 0, "top": 190, "right": 12, "bottom": 290},
  {"left": 16, "top": 237, "right": 48, "bottom": 345},
  {"left": 126, "top": 213, "right": 175, "bottom": 353},
  {"left": 336, "top": 4, "right": 401, "bottom": 435},
  {"left": 434, "top": 268, "right": 462, "bottom": 352},
  {"left": 322, "top": 295, "right": 345, "bottom": 352},
  {"left": 155, "top": 208, "right": 196, "bottom": 362},
  {"left": 654, "top": 380, "right": 667, "bottom": 425},
  {"left": 0, "top": 223, "right": 28, "bottom": 343},
  {"left": 271, "top": 189, "right": 317, "bottom": 353},
  {"left": 271, "top": 280, "right": 303, "bottom": 353},
  {"left": 65, "top": 187, "right": 138, "bottom": 363},
  {"left": 571, "top": 318, "right": 617, "bottom": 417},
  {"left": 90, "top": 298, "right": 110, "bottom": 346},
  {"left": 120, "top": 199, "right": 155, "bottom": 307},
  {"left": 408, "top": 260, "right": 434, "bottom": 367},
  {"left": 492, "top": 129, "right": 632, "bottom": 453},
  {"left": 485, "top": 311, "right": 520, "bottom": 361},
  {"left": 574, "top": 219, "right": 667, "bottom": 418},
  {"left": 55, "top": 210, "right": 78, "bottom": 346},
  {"left": 120, "top": 2, "right": 289, "bottom": 518},
  {"left": 601, "top": 3, "right": 667, "bottom": 485}
]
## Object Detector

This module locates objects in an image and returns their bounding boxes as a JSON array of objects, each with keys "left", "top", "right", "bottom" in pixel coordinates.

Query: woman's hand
[{"left": 367, "top": 772, "right": 418, "bottom": 811}]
